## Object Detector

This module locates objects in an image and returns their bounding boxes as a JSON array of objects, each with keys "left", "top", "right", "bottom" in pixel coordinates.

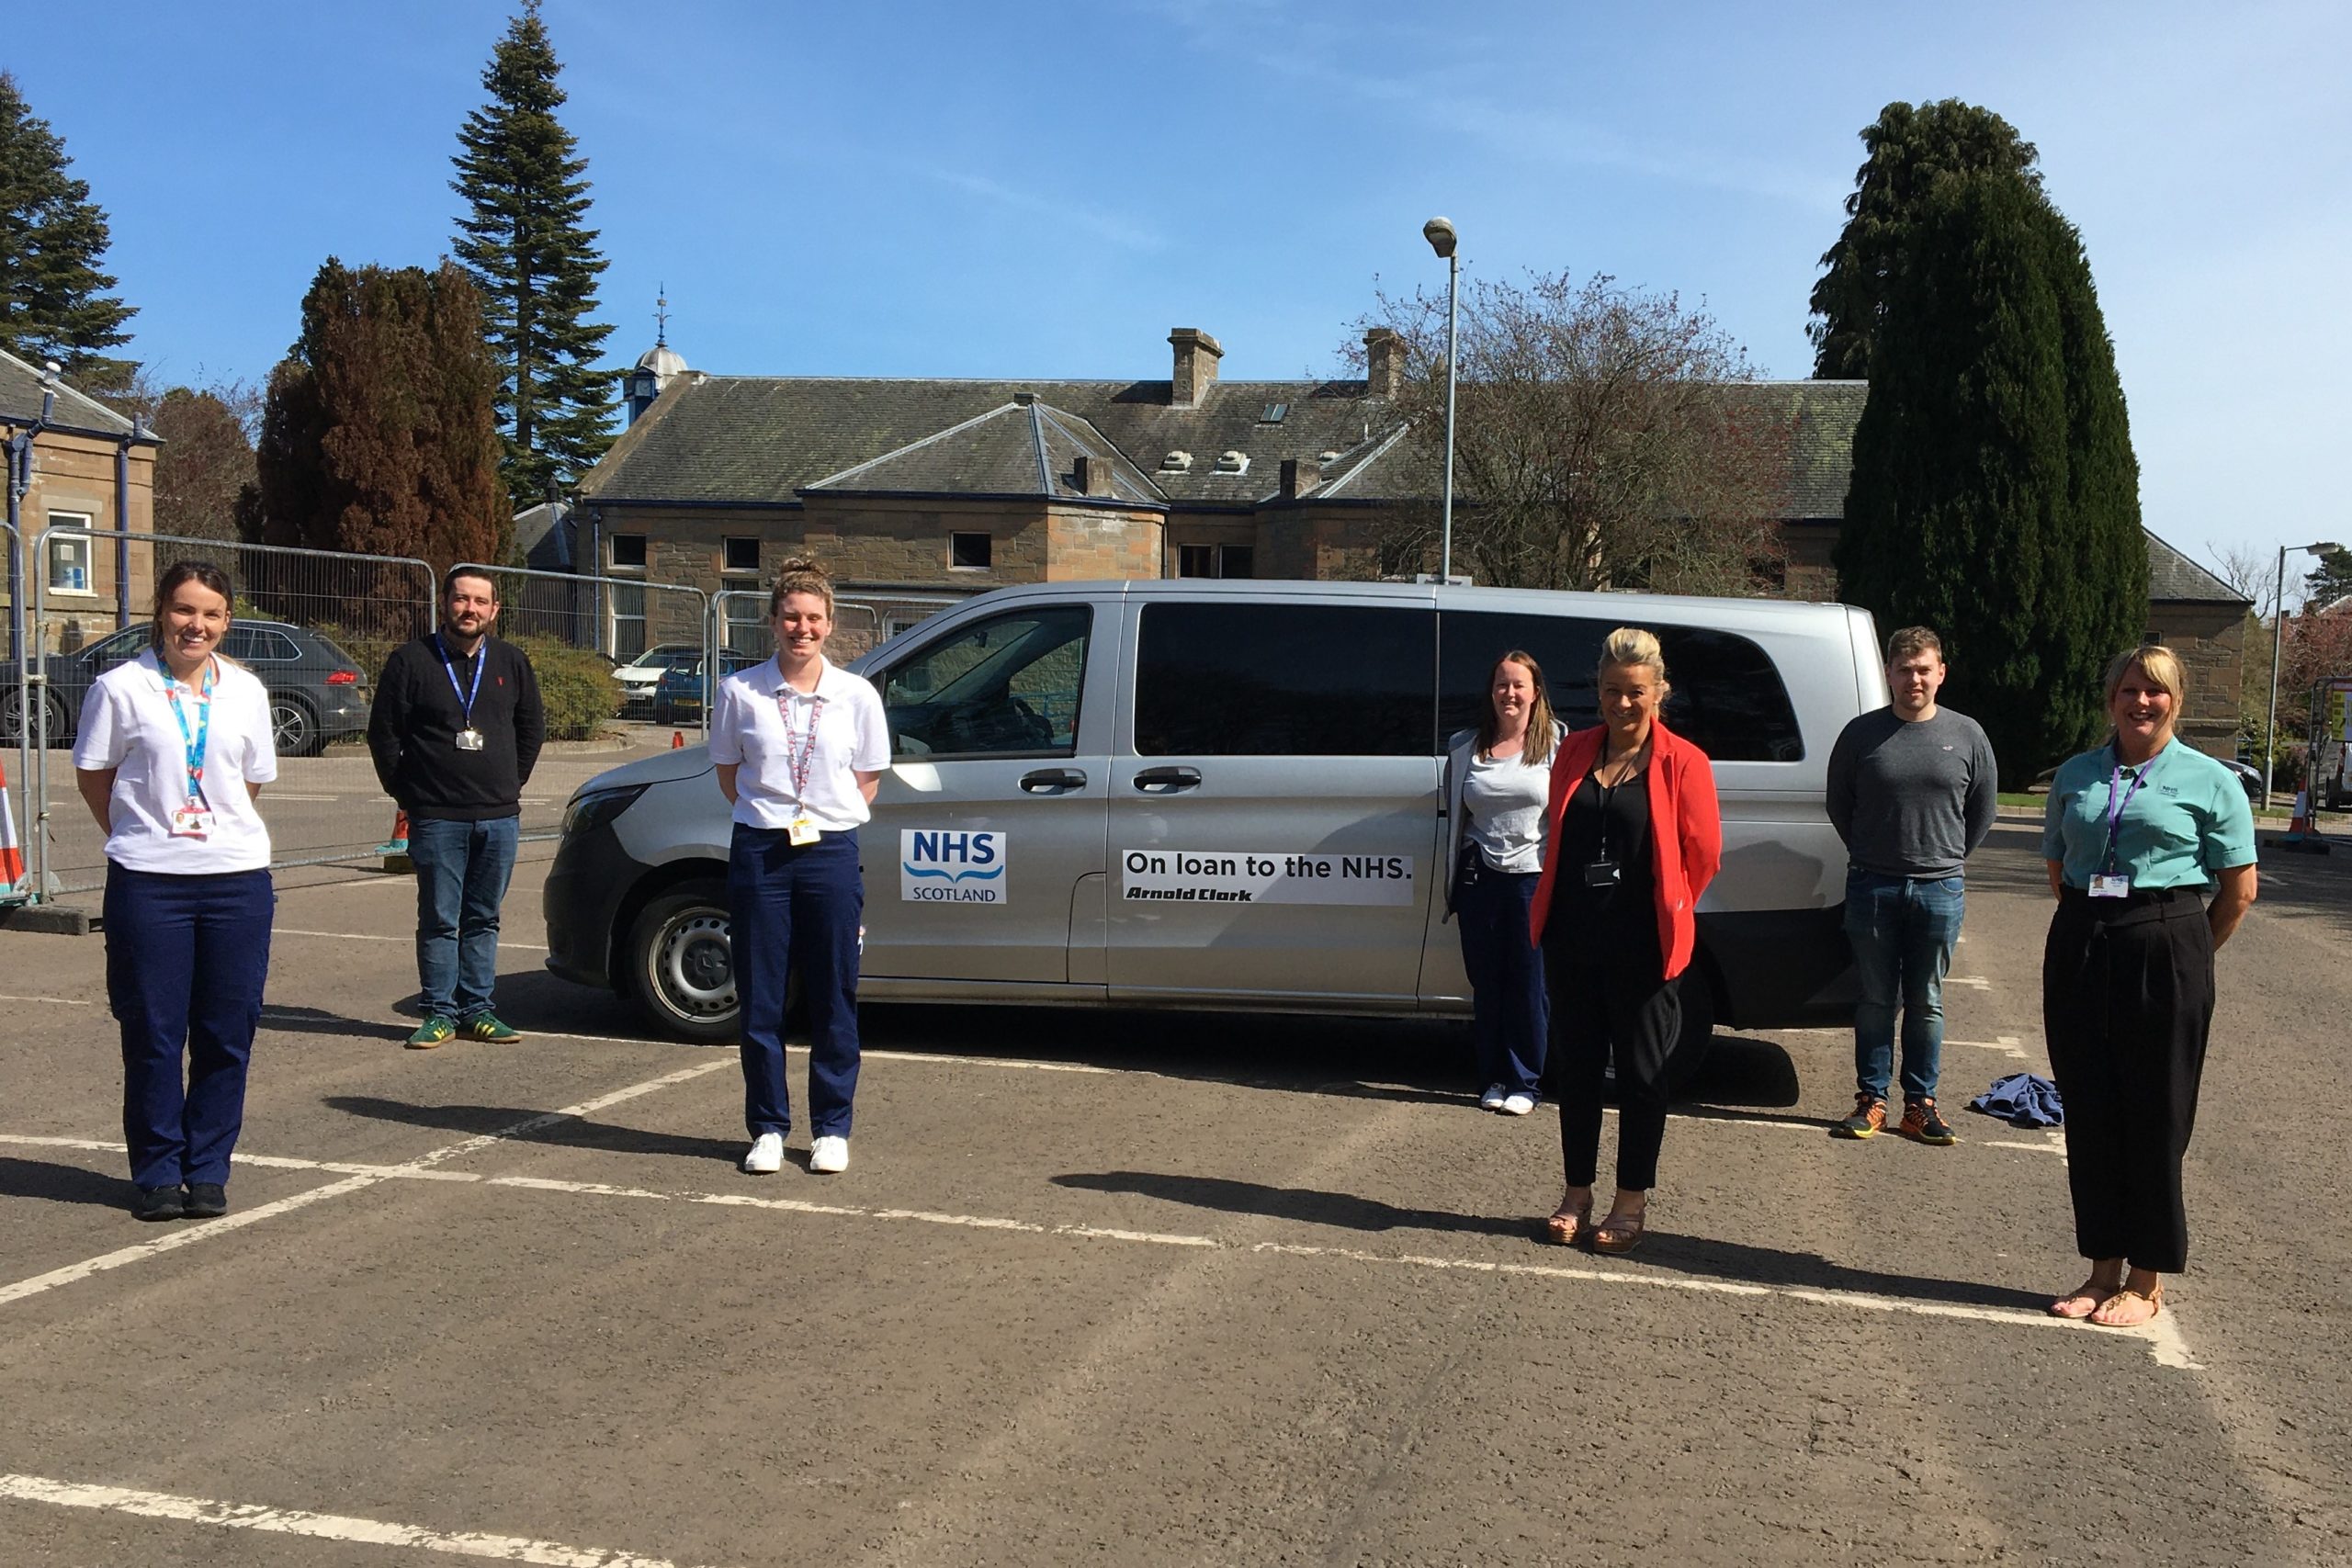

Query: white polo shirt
[
  {"left": 707, "top": 656, "right": 891, "bottom": 832},
  {"left": 73, "top": 648, "right": 278, "bottom": 874}
]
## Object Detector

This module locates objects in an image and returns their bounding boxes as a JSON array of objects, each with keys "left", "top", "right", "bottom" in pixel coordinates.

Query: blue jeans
[
  {"left": 1454, "top": 855, "right": 1547, "bottom": 1097},
  {"left": 1844, "top": 868, "right": 1965, "bottom": 1101},
  {"left": 409, "top": 815, "right": 521, "bottom": 1022},
  {"left": 103, "top": 865, "right": 275, "bottom": 1188},
  {"left": 729, "top": 826, "right": 864, "bottom": 1139}
]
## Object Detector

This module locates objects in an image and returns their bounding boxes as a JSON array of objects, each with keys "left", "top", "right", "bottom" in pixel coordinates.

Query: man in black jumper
[{"left": 368, "top": 568, "right": 544, "bottom": 1048}]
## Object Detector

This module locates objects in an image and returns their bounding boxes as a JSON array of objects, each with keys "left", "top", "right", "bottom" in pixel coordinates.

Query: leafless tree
[{"left": 1347, "top": 270, "right": 1790, "bottom": 595}]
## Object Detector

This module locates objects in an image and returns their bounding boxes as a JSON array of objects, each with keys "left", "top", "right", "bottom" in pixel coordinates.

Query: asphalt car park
[{"left": 2, "top": 824, "right": 2348, "bottom": 1565}]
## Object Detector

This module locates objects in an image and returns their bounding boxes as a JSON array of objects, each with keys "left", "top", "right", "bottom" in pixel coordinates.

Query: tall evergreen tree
[
  {"left": 0, "top": 72, "right": 137, "bottom": 392},
  {"left": 450, "top": 1, "right": 615, "bottom": 507},
  {"left": 1807, "top": 99, "right": 2038, "bottom": 381},
  {"left": 1835, "top": 170, "right": 2146, "bottom": 784},
  {"left": 253, "top": 260, "right": 506, "bottom": 571}
]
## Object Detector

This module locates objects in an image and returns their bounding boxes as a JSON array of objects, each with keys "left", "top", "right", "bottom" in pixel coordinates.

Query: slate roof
[
  {"left": 0, "top": 346, "right": 148, "bottom": 440},
  {"left": 2145, "top": 529, "right": 2251, "bottom": 605},
  {"left": 584, "top": 367, "right": 1871, "bottom": 521}
]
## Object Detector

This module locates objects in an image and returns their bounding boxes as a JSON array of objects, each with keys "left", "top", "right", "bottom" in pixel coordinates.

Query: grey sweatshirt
[{"left": 1826, "top": 706, "right": 1999, "bottom": 877}]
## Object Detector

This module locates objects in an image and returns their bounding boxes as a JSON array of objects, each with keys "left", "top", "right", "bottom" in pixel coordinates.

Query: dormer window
[
  {"left": 1160, "top": 450, "right": 1193, "bottom": 471},
  {"left": 1215, "top": 450, "right": 1249, "bottom": 475}
]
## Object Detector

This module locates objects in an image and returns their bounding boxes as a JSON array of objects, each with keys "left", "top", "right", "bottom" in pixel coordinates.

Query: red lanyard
[{"left": 775, "top": 689, "right": 826, "bottom": 805}]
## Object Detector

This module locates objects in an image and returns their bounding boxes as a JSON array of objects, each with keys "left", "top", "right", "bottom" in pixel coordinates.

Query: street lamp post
[
  {"left": 1422, "top": 217, "right": 1459, "bottom": 585},
  {"left": 2266, "top": 539, "right": 2340, "bottom": 811}
]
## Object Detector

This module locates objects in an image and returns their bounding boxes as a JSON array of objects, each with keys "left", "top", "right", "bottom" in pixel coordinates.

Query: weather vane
[{"left": 654, "top": 285, "right": 670, "bottom": 348}]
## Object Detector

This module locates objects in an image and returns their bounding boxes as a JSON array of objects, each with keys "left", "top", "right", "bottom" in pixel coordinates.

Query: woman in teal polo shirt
[{"left": 2041, "top": 645, "right": 2256, "bottom": 1327}]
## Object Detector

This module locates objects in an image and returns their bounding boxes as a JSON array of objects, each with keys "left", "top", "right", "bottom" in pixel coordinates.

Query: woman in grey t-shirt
[{"left": 1443, "top": 651, "right": 1562, "bottom": 1114}]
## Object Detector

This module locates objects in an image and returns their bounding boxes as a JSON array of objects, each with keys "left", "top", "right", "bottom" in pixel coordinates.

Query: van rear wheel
[{"left": 628, "top": 884, "right": 740, "bottom": 1042}]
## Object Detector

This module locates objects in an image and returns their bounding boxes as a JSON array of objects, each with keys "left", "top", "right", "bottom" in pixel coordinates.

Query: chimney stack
[
  {"left": 1279, "top": 458, "right": 1321, "bottom": 501},
  {"left": 1073, "top": 455, "right": 1118, "bottom": 497},
  {"left": 1364, "top": 329, "right": 1405, "bottom": 400},
  {"left": 1169, "top": 327, "right": 1224, "bottom": 408}
]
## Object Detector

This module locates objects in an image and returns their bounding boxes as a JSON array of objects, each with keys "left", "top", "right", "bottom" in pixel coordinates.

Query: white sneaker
[
  {"left": 741, "top": 1133, "right": 785, "bottom": 1174},
  {"left": 1478, "top": 1083, "right": 1508, "bottom": 1111},
  {"left": 1501, "top": 1093, "right": 1537, "bottom": 1116},
  {"left": 808, "top": 1135, "right": 850, "bottom": 1175}
]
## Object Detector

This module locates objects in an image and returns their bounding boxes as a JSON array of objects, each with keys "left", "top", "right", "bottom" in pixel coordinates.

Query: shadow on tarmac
[
  {"left": 321, "top": 1095, "right": 744, "bottom": 1167},
  {"left": 0, "top": 1155, "right": 130, "bottom": 1210},
  {"left": 1053, "top": 1168, "right": 2048, "bottom": 1312}
]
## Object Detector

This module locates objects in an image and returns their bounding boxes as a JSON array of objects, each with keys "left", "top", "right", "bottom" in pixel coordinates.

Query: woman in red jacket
[{"left": 1529, "top": 627, "right": 1723, "bottom": 1254}]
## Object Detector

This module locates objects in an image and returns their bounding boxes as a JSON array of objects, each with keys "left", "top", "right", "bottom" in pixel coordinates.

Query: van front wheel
[{"left": 628, "top": 884, "right": 740, "bottom": 1042}]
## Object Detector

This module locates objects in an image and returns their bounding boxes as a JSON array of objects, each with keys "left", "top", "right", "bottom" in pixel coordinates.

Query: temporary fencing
[
  {"left": 21, "top": 527, "right": 435, "bottom": 897},
  {"left": 710, "top": 588, "right": 964, "bottom": 668},
  {"left": 2, "top": 521, "right": 24, "bottom": 904}
]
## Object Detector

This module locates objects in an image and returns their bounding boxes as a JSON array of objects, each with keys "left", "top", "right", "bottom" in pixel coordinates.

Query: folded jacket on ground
[{"left": 1967, "top": 1072, "right": 2064, "bottom": 1128}]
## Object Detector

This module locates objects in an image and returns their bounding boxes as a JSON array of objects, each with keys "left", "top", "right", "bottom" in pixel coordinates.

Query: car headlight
[{"left": 561, "top": 783, "right": 648, "bottom": 839}]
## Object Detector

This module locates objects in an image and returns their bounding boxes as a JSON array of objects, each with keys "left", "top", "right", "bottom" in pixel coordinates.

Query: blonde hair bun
[{"left": 1600, "top": 626, "right": 1668, "bottom": 682}]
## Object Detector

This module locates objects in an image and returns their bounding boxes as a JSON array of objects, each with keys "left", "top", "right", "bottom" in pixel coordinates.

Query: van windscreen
[
  {"left": 1135, "top": 602, "right": 1435, "bottom": 757},
  {"left": 1439, "top": 612, "right": 1804, "bottom": 762}
]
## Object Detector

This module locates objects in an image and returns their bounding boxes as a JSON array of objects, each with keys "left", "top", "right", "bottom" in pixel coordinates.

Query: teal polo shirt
[{"left": 2041, "top": 739, "right": 2256, "bottom": 891}]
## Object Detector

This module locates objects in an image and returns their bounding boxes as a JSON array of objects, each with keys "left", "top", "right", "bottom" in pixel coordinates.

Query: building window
[
  {"left": 610, "top": 534, "right": 648, "bottom": 570},
  {"left": 723, "top": 536, "right": 760, "bottom": 573},
  {"left": 45, "top": 513, "right": 96, "bottom": 595},
  {"left": 1177, "top": 543, "right": 1252, "bottom": 580},
  {"left": 951, "top": 532, "right": 992, "bottom": 570},
  {"left": 609, "top": 582, "right": 648, "bottom": 660},
  {"left": 722, "top": 593, "right": 767, "bottom": 656}
]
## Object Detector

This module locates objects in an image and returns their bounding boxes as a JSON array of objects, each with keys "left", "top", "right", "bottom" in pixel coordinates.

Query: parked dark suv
[{"left": 0, "top": 620, "right": 370, "bottom": 756}]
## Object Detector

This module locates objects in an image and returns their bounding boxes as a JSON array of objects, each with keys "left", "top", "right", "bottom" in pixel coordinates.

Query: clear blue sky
[{"left": 11, "top": 0, "right": 2346, "bottom": 582}]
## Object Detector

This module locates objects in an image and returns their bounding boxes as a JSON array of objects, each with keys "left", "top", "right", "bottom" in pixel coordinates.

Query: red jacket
[{"left": 1529, "top": 718, "right": 1723, "bottom": 980}]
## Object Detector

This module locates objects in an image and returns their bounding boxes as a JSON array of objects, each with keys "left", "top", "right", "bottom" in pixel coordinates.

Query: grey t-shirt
[{"left": 1826, "top": 705, "right": 1999, "bottom": 877}]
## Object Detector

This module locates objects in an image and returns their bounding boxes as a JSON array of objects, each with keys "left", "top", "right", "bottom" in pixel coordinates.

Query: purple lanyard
[
  {"left": 775, "top": 689, "right": 826, "bottom": 806},
  {"left": 2102, "top": 749, "right": 2160, "bottom": 872}
]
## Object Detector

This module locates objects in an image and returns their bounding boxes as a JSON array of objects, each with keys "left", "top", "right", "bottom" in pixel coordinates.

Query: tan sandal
[
  {"left": 1591, "top": 1208, "right": 1647, "bottom": 1255},
  {"left": 2048, "top": 1279, "right": 2117, "bottom": 1320},
  {"left": 2088, "top": 1283, "right": 2164, "bottom": 1327},
  {"left": 1544, "top": 1196, "right": 1593, "bottom": 1247}
]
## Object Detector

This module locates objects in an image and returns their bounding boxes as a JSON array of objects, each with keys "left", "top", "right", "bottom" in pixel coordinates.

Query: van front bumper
[{"left": 543, "top": 820, "right": 644, "bottom": 990}]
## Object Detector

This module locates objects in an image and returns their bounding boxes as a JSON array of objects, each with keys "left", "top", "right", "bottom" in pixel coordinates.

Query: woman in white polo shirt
[
  {"left": 708, "top": 556, "right": 890, "bottom": 1177},
  {"left": 72, "top": 560, "right": 277, "bottom": 1223}
]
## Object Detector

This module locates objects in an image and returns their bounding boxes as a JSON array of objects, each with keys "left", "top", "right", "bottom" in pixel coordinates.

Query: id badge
[
  {"left": 455, "top": 728, "right": 486, "bottom": 752},
  {"left": 2088, "top": 873, "right": 2131, "bottom": 898},
  {"left": 171, "top": 805, "right": 216, "bottom": 838},
  {"left": 1581, "top": 860, "right": 1621, "bottom": 888},
  {"left": 787, "top": 818, "right": 820, "bottom": 847}
]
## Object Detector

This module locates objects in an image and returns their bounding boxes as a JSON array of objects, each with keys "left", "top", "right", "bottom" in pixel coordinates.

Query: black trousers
[
  {"left": 1543, "top": 919, "right": 1679, "bottom": 1192},
  {"left": 2041, "top": 886, "right": 2214, "bottom": 1272}
]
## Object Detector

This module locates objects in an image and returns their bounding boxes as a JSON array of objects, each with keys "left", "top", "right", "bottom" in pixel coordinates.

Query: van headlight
[{"left": 562, "top": 784, "right": 647, "bottom": 839}]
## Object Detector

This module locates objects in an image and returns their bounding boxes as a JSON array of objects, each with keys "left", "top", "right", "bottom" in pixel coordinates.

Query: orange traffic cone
[
  {"left": 672, "top": 730, "right": 684, "bottom": 749},
  {"left": 378, "top": 809, "right": 413, "bottom": 873}
]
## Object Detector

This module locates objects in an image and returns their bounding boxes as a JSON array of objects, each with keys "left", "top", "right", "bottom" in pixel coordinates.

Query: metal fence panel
[
  {"left": 23, "top": 527, "right": 435, "bottom": 897},
  {"left": 712, "top": 588, "right": 965, "bottom": 667},
  {"left": 453, "top": 561, "right": 711, "bottom": 744},
  {"left": 1, "top": 521, "right": 27, "bottom": 904}
]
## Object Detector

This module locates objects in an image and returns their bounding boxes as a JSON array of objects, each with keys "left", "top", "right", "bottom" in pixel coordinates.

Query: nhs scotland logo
[{"left": 899, "top": 829, "right": 1008, "bottom": 905}]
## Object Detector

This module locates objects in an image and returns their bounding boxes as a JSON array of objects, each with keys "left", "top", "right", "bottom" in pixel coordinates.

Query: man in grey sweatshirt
[{"left": 1824, "top": 626, "right": 1999, "bottom": 1145}]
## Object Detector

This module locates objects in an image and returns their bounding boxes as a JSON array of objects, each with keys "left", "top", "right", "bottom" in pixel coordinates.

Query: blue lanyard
[
  {"left": 164, "top": 658, "right": 216, "bottom": 807},
  {"left": 435, "top": 634, "right": 484, "bottom": 725},
  {"left": 2102, "top": 746, "right": 2161, "bottom": 872}
]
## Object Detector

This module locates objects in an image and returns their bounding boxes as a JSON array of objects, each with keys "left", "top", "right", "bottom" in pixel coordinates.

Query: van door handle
[
  {"left": 1019, "top": 768, "right": 1088, "bottom": 794},
  {"left": 1133, "top": 766, "right": 1202, "bottom": 794}
]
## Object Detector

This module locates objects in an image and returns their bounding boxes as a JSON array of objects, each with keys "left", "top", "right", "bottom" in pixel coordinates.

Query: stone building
[
  {"left": 572, "top": 329, "right": 2248, "bottom": 752},
  {"left": 2144, "top": 532, "right": 2253, "bottom": 756},
  {"left": 1, "top": 347, "right": 160, "bottom": 659}
]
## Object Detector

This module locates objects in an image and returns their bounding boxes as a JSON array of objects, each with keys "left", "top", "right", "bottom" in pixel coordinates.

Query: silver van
[{"left": 544, "top": 581, "right": 1887, "bottom": 1073}]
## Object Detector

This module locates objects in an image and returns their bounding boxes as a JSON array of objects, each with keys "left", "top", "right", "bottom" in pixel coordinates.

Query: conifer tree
[
  {"left": 1835, "top": 171, "right": 2146, "bottom": 784},
  {"left": 450, "top": 1, "right": 615, "bottom": 507},
  {"left": 1807, "top": 99, "right": 2038, "bottom": 381},
  {"left": 0, "top": 72, "right": 137, "bottom": 392},
  {"left": 253, "top": 260, "right": 506, "bottom": 571}
]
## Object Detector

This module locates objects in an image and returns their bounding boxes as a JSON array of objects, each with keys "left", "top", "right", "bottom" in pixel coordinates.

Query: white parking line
[
  {"left": 272, "top": 929, "right": 552, "bottom": 953},
  {"left": 0, "top": 992, "right": 92, "bottom": 1007},
  {"left": 0, "top": 1472, "right": 718, "bottom": 1567},
  {"left": 0, "top": 1131, "right": 2172, "bottom": 1365},
  {"left": 1946, "top": 1033, "right": 2030, "bottom": 1058},
  {"left": 0, "top": 1058, "right": 735, "bottom": 1311}
]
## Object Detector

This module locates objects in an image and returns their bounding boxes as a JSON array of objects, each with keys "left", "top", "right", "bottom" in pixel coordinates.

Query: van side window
[
  {"left": 1135, "top": 603, "right": 1434, "bottom": 757},
  {"left": 878, "top": 606, "right": 1090, "bottom": 759},
  {"left": 1439, "top": 612, "right": 1804, "bottom": 762}
]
